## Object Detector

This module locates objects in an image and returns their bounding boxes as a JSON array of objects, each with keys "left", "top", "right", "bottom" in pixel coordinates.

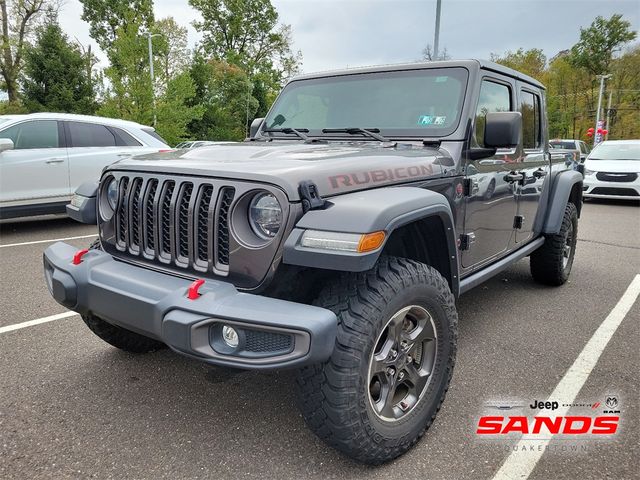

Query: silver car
[{"left": 0, "top": 113, "right": 169, "bottom": 219}]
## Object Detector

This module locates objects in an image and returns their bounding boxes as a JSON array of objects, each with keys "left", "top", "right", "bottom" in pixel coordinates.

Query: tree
[
  {"left": 490, "top": 48, "right": 547, "bottom": 81},
  {"left": 78, "top": 0, "right": 153, "bottom": 52},
  {"left": 188, "top": 56, "right": 258, "bottom": 141},
  {"left": 188, "top": 0, "right": 301, "bottom": 88},
  {"left": 21, "top": 17, "right": 96, "bottom": 113},
  {"left": 0, "top": 0, "right": 52, "bottom": 103},
  {"left": 152, "top": 17, "right": 190, "bottom": 92},
  {"left": 570, "top": 14, "right": 637, "bottom": 75},
  {"left": 155, "top": 72, "right": 204, "bottom": 145},
  {"left": 421, "top": 44, "right": 450, "bottom": 61}
]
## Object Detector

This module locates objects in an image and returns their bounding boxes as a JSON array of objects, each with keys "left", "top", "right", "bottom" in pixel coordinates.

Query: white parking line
[
  {"left": 492, "top": 273, "right": 640, "bottom": 480},
  {"left": 0, "top": 234, "right": 97, "bottom": 248},
  {"left": 0, "top": 311, "right": 78, "bottom": 334}
]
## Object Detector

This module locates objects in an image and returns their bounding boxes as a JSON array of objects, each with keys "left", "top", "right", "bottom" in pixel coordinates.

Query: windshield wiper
[
  {"left": 263, "top": 127, "right": 310, "bottom": 141},
  {"left": 321, "top": 127, "right": 390, "bottom": 142}
]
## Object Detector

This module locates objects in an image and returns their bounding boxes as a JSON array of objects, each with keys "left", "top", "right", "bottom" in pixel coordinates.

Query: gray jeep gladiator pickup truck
[{"left": 44, "top": 59, "right": 582, "bottom": 464}]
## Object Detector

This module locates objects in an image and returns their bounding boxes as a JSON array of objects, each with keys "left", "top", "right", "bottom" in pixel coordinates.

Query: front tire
[
  {"left": 296, "top": 257, "right": 458, "bottom": 464},
  {"left": 81, "top": 239, "right": 165, "bottom": 353},
  {"left": 530, "top": 202, "right": 578, "bottom": 286}
]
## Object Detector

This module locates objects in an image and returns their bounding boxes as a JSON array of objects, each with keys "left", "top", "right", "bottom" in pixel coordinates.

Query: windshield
[
  {"left": 264, "top": 67, "right": 468, "bottom": 138},
  {"left": 550, "top": 141, "right": 576, "bottom": 150},
  {"left": 589, "top": 142, "right": 640, "bottom": 161}
]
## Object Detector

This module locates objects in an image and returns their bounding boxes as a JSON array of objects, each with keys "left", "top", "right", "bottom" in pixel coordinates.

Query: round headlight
[
  {"left": 106, "top": 178, "right": 119, "bottom": 210},
  {"left": 249, "top": 192, "right": 282, "bottom": 239}
]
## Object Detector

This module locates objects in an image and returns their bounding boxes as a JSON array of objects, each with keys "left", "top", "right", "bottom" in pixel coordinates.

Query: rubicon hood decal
[{"left": 110, "top": 142, "right": 448, "bottom": 201}]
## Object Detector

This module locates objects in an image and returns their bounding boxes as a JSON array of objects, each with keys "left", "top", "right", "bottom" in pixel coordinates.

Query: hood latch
[{"left": 299, "top": 180, "right": 326, "bottom": 213}]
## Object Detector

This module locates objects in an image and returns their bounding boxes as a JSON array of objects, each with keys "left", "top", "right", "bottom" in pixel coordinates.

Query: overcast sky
[{"left": 53, "top": 0, "right": 640, "bottom": 74}]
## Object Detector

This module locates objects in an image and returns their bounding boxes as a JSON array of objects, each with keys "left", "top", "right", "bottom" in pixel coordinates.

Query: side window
[
  {"left": 580, "top": 142, "right": 589, "bottom": 154},
  {"left": 474, "top": 80, "right": 512, "bottom": 147},
  {"left": 0, "top": 120, "right": 59, "bottom": 149},
  {"left": 110, "top": 127, "right": 142, "bottom": 146},
  {"left": 68, "top": 122, "right": 117, "bottom": 147},
  {"left": 521, "top": 91, "right": 541, "bottom": 149}
]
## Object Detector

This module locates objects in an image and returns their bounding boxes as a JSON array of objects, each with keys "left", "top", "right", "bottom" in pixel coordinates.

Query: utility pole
[
  {"left": 605, "top": 90, "right": 613, "bottom": 140},
  {"left": 433, "top": 0, "right": 442, "bottom": 60},
  {"left": 593, "top": 74, "right": 610, "bottom": 146},
  {"left": 147, "top": 32, "right": 162, "bottom": 128}
]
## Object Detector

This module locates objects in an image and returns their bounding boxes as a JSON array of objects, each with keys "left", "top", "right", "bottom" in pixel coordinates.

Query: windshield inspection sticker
[
  {"left": 434, "top": 116, "right": 446, "bottom": 125},
  {"left": 418, "top": 115, "right": 434, "bottom": 125}
]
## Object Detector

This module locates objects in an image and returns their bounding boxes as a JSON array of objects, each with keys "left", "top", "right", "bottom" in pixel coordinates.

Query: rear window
[
  {"left": 589, "top": 142, "right": 640, "bottom": 161},
  {"left": 68, "top": 122, "right": 117, "bottom": 147},
  {"left": 550, "top": 141, "right": 577, "bottom": 150},
  {"left": 142, "top": 128, "right": 168, "bottom": 145},
  {"left": 110, "top": 127, "right": 142, "bottom": 146}
]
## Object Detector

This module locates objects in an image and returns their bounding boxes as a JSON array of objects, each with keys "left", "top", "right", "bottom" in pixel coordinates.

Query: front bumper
[
  {"left": 583, "top": 175, "right": 640, "bottom": 200},
  {"left": 43, "top": 242, "right": 337, "bottom": 370}
]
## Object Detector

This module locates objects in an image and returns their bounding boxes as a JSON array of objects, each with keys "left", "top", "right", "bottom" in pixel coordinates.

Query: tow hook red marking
[
  {"left": 72, "top": 249, "right": 89, "bottom": 265},
  {"left": 187, "top": 279, "right": 205, "bottom": 300}
]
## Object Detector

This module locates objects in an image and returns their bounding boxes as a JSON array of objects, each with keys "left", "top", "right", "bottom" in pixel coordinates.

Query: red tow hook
[
  {"left": 72, "top": 249, "right": 90, "bottom": 265},
  {"left": 187, "top": 279, "right": 205, "bottom": 300}
]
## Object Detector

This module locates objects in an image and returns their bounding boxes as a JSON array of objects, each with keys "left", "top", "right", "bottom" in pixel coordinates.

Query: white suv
[{"left": 0, "top": 113, "right": 169, "bottom": 219}]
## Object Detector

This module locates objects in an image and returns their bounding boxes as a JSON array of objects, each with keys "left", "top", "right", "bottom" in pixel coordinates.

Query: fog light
[{"left": 222, "top": 325, "right": 239, "bottom": 348}]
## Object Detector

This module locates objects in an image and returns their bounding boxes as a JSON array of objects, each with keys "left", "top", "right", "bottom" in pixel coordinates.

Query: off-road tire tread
[
  {"left": 296, "top": 256, "right": 457, "bottom": 464},
  {"left": 81, "top": 238, "right": 165, "bottom": 353},
  {"left": 530, "top": 202, "right": 578, "bottom": 286}
]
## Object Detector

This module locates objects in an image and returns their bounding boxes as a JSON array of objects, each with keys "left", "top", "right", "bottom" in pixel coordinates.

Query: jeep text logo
[{"left": 329, "top": 164, "right": 434, "bottom": 189}]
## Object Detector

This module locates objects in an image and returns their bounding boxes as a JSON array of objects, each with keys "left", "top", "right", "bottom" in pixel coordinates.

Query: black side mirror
[
  {"left": 249, "top": 117, "right": 265, "bottom": 138},
  {"left": 484, "top": 112, "right": 522, "bottom": 149}
]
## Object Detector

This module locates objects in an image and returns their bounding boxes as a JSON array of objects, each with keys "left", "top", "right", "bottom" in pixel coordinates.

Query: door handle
[
  {"left": 533, "top": 168, "right": 548, "bottom": 179},
  {"left": 46, "top": 158, "right": 65, "bottom": 164},
  {"left": 504, "top": 172, "right": 524, "bottom": 183}
]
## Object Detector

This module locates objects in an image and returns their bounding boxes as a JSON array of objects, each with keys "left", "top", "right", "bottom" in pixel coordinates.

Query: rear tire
[
  {"left": 82, "top": 239, "right": 165, "bottom": 353},
  {"left": 296, "top": 256, "right": 457, "bottom": 464},
  {"left": 530, "top": 202, "right": 578, "bottom": 286}
]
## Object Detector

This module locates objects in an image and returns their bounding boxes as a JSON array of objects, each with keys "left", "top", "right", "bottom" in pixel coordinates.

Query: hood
[
  {"left": 585, "top": 158, "right": 640, "bottom": 173},
  {"left": 108, "top": 141, "right": 451, "bottom": 201}
]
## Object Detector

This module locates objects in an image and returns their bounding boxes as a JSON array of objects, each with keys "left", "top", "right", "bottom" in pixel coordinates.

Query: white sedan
[
  {"left": 0, "top": 113, "right": 169, "bottom": 219},
  {"left": 583, "top": 140, "right": 640, "bottom": 201}
]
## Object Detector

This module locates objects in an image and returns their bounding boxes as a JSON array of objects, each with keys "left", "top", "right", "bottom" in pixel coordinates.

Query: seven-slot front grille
[{"left": 114, "top": 175, "right": 235, "bottom": 273}]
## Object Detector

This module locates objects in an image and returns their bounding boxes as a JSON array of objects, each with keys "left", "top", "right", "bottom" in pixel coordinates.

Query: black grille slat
[
  {"left": 117, "top": 177, "right": 130, "bottom": 246},
  {"left": 590, "top": 187, "right": 639, "bottom": 196},
  {"left": 177, "top": 183, "right": 193, "bottom": 260},
  {"left": 216, "top": 187, "right": 235, "bottom": 267},
  {"left": 160, "top": 181, "right": 175, "bottom": 257},
  {"left": 143, "top": 179, "right": 158, "bottom": 252},
  {"left": 196, "top": 185, "right": 214, "bottom": 264},
  {"left": 129, "top": 179, "right": 142, "bottom": 249}
]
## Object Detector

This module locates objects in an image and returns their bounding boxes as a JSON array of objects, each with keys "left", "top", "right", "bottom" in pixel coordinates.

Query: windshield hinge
[
  {"left": 299, "top": 180, "right": 326, "bottom": 213},
  {"left": 422, "top": 140, "right": 442, "bottom": 148}
]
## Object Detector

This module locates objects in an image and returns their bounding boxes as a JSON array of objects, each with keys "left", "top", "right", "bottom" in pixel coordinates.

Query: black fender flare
[
  {"left": 66, "top": 181, "right": 98, "bottom": 224},
  {"left": 283, "top": 187, "right": 460, "bottom": 296},
  {"left": 538, "top": 170, "right": 583, "bottom": 235}
]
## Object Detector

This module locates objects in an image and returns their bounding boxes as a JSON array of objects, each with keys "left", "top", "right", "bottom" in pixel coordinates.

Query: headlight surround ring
[{"left": 248, "top": 192, "right": 282, "bottom": 240}]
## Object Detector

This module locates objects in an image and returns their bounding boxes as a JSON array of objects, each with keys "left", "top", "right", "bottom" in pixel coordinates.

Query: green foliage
[
  {"left": 155, "top": 72, "right": 204, "bottom": 146},
  {"left": 153, "top": 17, "right": 191, "bottom": 91},
  {"left": 21, "top": 19, "right": 96, "bottom": 114},
  {"left": 490, "top": 48, "right": 547, "bottom": 81},
  {"left": 188, "top": 56, "right": 258, "bottom": 141},
  {"left": 570, "top": 14, "right": 637, "bottom": 75},
  {"left": 78, "top": 0, "right": 153, "bottom": 51},
  {"left": 188, "top": 0, "right": 301, "bottom": 90},
  {"left": 98, "top": 16, "right": 154, "bottom": 125}
]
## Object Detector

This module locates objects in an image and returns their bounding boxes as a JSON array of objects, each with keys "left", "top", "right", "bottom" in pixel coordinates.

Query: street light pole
[
  {"left": 433, "top": 0, "right": 442, "bottom": 60},
  {"left": 147, "top": 32, "right": 161, "bottom": 128},
  {"left": 593, "top": 74, "right": 610, "bottom": 146},
  {"left": 605, "top": 90, "right": 613, "bottom": 140}
]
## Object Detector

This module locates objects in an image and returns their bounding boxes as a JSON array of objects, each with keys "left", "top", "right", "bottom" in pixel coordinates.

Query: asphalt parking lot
[{"left": 0, "top": 199, "right": 638, "bottom": 480}]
